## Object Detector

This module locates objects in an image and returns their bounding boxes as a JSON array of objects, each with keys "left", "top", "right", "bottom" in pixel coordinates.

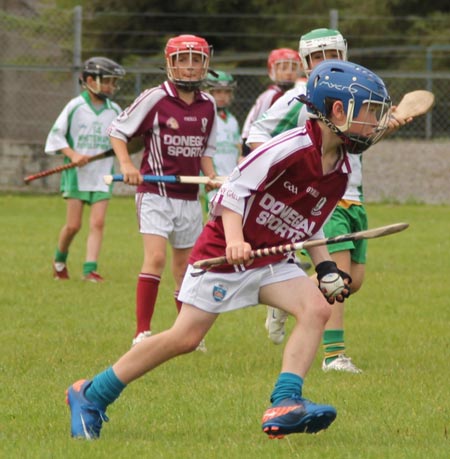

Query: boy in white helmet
[
  {"left": 45, "top": 57, "right": 125, "bottom": 282},
  {"left": 247, "top": 28, "right": 408, "bottom": 374}
]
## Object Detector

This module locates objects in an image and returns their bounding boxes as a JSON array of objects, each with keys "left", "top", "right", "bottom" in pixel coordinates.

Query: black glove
[{"left": 315, "top": 260, "right": 352, "bottom": 303}]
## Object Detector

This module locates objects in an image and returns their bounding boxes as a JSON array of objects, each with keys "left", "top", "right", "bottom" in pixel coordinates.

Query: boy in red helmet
[
  {"left": 241, "top": 48, "right": 302, "bottom": 157},
  {"left": 108, "top": 35, "right": 218, "bottom": 347}
]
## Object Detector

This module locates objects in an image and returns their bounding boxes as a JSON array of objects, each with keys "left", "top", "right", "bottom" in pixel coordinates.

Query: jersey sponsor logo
[
  {"left": 256, "top": 193, "right": 316, "bottom": 241},
  {"left": 311, "top": 197, "right": 327, "bottom": 216},
  {"left": 184, "top": 116, "right": 198, "bottom": 122},
  {"left": 283, "top": 181, "right": 298, "bottom": 194},
  {"left": 167, "top": 117, "right": 179, "bottom": 129},
  {"left": 212, "top": 284, "right": 227, "bottom": 302},
  {"left": 163, "top": 134, "right": 205, "bottom": 157},
  {"left": 306, "top": 186, "right": 320, "bottom": 198}
]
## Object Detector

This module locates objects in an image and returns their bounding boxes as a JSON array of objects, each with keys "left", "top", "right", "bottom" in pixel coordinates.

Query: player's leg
[
  {"left": 259, "top": 274, "right": 337, "bottom": 437},
  {"left": 133, "top": 193, "right": 175, "bottom": 344},
  {"left": 171, "top": 246, "right": 192, "bottom": 312},
  {"left": 265, "top": 257, "right": 311, "bottom": 344},
  {"left": 53, "top": 198, "right": 84, "bottom": 279},
  {"left": 133, "top": 233, "right": 168, "bottom": 343},
  {"left": 67, "top": 304, "right": 218, "bottom": 439},
  {"left": 321, "top": 205, "right": 367, "bottom": 373},
  {"left": 83, "top": 195, "right": 109, "bottom": 282},
  {"left": 170, "top": 198, "right": 205, "bottom": 349}
]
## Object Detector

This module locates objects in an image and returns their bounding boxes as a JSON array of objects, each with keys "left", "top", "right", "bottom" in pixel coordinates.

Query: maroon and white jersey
[
  {"left": 241, "top": 85, "right": 284, "bottom": 140},
  {"left": 109, "top": 80, "right": 217, "bottom": 200},
  {"left": 189, "top": 121, "right": 352, "bottom": 272}
]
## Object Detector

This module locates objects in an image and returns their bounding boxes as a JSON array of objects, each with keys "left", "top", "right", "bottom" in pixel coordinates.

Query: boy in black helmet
[{"left": 45, "top": 56, "right": 125, "bottom": 282}]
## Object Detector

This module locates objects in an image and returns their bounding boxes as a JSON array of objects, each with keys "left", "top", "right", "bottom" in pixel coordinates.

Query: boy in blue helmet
[{"left": 65, "top": 60, "right": 391, "bottom": 440}]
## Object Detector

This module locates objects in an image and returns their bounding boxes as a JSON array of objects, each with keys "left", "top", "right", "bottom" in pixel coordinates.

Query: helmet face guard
[
  {"left": 299, "top": 28, "right": 347, "bottom": 75},
  {"left": 81, "top": 56, "right": 125, "bottom": 99},
  {"left": 305, "top": 60, "right": 392, "bottom": 154},
  {"left": 267, "top": 48, "right": 301, "bottom": 89},
  {"left": 204, "top": 70, "right": 236, "bottom": 108},
  {"left": 165, "top": 35, "right": 211, "bottom": 91}
]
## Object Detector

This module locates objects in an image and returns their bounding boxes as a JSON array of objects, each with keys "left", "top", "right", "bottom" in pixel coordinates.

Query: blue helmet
[{"left": 305, "top": 60, "right": 391, "bottom": 153}]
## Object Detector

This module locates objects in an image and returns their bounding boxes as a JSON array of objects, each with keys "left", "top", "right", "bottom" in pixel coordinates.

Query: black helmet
[
  {"left": 81, "top": 57, "right": 125, "bottom": 99},
  {"left": 82, "top": 57, "right": 125, "bottom": 81}
]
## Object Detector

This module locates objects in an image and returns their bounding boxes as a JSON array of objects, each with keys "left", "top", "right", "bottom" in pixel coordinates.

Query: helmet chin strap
[{"left": 83, "top": 78, "right": 109, "bottom": 100}]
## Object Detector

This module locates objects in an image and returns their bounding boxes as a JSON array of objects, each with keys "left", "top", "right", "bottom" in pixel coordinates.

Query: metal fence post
[
  {"left": 73, "top": 5, "right": 82, "bottom": 96},
  {"left": 329, "top": 9, "right": 339, "bottom": 30}
]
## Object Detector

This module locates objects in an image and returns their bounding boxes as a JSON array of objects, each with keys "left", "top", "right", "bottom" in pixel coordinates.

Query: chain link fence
[{"left": 1, "top": 7, "right": 449, "bottom": 191}]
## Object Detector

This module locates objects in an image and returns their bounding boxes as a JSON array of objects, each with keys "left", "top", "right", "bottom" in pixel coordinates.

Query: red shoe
[
  {"left": 53, "top": 262, "right": 69, "bottom": 280},
  {"left": 83, "top": 271, "right": 104, "bottom": 283}
]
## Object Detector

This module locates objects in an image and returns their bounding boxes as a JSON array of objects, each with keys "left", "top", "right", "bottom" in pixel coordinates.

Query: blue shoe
[
  {"left": 66, "top": 379, "right": 109, "bottom": 439},
  {"left": 262, "top": 395, "right": 336, "bottom": 438}
]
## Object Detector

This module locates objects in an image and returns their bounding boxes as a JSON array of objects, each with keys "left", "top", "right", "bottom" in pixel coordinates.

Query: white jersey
[
  {"left": 247, "top": 82, "right": 363, "bottom": 203},
  {"left": 213, "top": 110, "right": 241, "bottom": 176},
  {"left": 241, "top": 85, "right": 284, "bottom": 140},
  {"left": 45, "top": 91, "right": 121, "bottom": 192}
]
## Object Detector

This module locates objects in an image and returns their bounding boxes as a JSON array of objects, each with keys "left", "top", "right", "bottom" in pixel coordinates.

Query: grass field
[{"left": 1, "top": 194, "right": 449, "bottom": 458}]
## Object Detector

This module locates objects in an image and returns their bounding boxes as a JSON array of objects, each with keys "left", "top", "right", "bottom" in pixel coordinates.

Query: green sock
[
  {"left": 323, "top": 329, "right": 345, "bottom": 364},
  {"left": 83, "top": 261, "right": 97, "bottom": 276},
  {"left": 54, "top": 248, "right": 68, "bottom": 263}
]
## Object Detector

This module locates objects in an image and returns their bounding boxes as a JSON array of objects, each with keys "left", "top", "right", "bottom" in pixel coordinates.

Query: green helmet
[
  {"left": 299, "top": 28, "right": 347, "bottom": 75},
  {"left": 204, "top": 70, "right": 237, "bottom": 90}
]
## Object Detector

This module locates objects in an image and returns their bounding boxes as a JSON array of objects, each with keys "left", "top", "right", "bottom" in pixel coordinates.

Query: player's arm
[
  {"left": 200, "top": 156, "right": 219, "bottom": 192},
  {"left": 221, "top": 207, "right": 252, "bottom": 265},
  {"left": 59, "top": 147, "right": 90, "bottom": 167},
  {"left": 110, "top": 136, "right": 142, "bottom": 185}
]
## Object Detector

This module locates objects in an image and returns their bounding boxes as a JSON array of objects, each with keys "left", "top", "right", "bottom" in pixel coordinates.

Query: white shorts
[
  {"left": 136, "top": 193, "right": 203, "bottom": 249},
  {"left": 178, "top": 259, "right": 307, "bottom": 313}
]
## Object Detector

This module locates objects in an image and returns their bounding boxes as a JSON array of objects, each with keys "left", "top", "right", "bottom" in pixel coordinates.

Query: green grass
[{"left": 1, "top": 194, "right": 449, "bottom": 458}]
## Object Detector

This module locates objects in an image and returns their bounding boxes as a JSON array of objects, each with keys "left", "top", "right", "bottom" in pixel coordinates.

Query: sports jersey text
[
  {"left": 164, "top": 135, "right": 205, "bottom": 157},
  {"left": 77, "top": 134, "right": 110, "bottom": 150},
  {"left": 256, "top": 193, "right": 316, "bottom": 241}
]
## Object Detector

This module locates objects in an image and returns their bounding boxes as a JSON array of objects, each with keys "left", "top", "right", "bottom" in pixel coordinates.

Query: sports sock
[
  {"left": 83, "top": 261, "right": 97, "bottom": 276},
  {"left": 54, "top": 248, "right": 68, "bottom": 263},
  {"left": 135, "top": 273, "right": 160, "bottom": 336},
  {"left": 174, "top": 289, "right": 182, "bottom": 313},
  {"left": 323, "top": 329, "right": 345, "bottom": 364},
  {"left": 270, "top": 372, "right": 304, "bottom": 404},
  {"left": 85, "top": 367, "right": 126, "bottom": 410}
]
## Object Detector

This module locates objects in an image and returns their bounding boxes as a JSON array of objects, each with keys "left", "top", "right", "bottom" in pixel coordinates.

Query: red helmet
[
  {"left": 165, "top": 35, "right": 211, "bottom": 91},
  {"left": 267, "top": 48, "right": 301, "bottom": 89}
]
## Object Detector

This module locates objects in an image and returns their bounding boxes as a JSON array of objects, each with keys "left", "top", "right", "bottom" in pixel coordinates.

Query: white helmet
[{"left": 299, "top": 28, "right": 347, "bottom": 75}]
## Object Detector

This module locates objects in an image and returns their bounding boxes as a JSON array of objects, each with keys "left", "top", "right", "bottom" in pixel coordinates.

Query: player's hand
[
  {"left": 225, "top": 240, "right": 253, "bottom": 266},
  {"left": 120, "top": 162, "right": 142, "bottom": 185},
  {"left": 204, "top": 174, "right": 221, "bottom": 193},
  {"left": 384, "top": 105, "right": 413, "bottom": 136},
  {"left": 71, "top": 152, "right": 90, "bottom": 167},
  {"left": 315, "top": 260, "right": 352, "bottom": 304}
]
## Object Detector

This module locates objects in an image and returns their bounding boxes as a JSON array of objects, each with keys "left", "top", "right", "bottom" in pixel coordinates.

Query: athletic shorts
[
  {"left": 62, "top": 190, "right": 111, "bottom": 204},
  {"left": 178, "top": 259, "right": 307, "bottom": 313},
  {"left": 136, "top": 193, "right": 203, "bottom": 249},
  {"left": 323, "top": 204, "right": 368, "bottom": 264}
]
